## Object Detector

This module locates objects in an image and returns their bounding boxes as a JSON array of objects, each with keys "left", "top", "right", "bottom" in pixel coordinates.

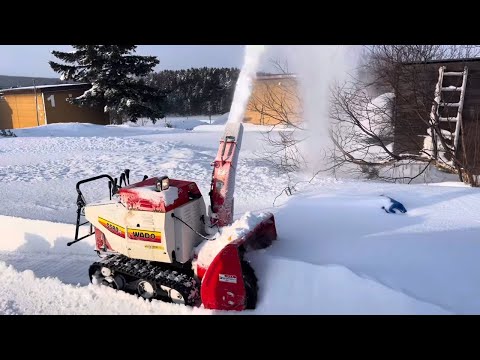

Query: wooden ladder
[{"left": 429, "top": 65, "right": 468, "bottom": 160}]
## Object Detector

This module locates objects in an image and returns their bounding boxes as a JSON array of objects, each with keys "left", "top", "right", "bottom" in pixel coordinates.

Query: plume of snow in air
[
  {"left": 227, "top": 45, "right": 266, "bottom": 123},
  {"left": 294, "top": 45, "right": 360, "bottom": 170},
  {"left": 265, "top": 45, "right": 361, "bottom": 171}
]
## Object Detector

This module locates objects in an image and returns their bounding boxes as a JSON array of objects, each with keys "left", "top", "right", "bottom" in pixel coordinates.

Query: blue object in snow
[{"left": 381, "top": 195, "right": 407, "bottom": 214}]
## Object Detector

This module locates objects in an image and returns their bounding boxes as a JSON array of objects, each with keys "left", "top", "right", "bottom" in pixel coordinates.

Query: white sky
[{"left": 0, "top": 45, "right": 246, "bottom": 78}]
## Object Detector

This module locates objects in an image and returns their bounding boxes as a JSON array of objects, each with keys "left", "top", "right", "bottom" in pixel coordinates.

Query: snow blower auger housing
[{"left": 69, "top": 123, "right": 277, "bottom": 311}]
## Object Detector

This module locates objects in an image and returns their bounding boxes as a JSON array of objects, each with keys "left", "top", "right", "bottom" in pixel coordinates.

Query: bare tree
[{"left": 331, "top": 45, "right": 480, "bottom": 186}]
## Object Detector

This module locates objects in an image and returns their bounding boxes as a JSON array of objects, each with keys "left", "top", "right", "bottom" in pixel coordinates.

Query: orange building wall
[
  {"left": 0, "top": 98, "right": 11, "bottom": 129},
  {"left": 244, "top": 77, "right": 302, "bottom": 125},
  {"left": 1, "top": 93, "right": 46, "bottom": 129}
]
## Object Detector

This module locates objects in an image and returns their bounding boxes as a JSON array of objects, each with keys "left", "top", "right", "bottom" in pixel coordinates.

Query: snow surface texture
[{"left": 0, "top": 121, "right": 478, "bottom": 314}]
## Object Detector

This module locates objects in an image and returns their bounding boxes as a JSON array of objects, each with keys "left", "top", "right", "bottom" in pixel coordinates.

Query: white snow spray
[
  {"left": 268, "top": 45, "right": 361, "bottom": 172},
  {"left": 227, "top": 45, "right": 266, "bottom": 123}
]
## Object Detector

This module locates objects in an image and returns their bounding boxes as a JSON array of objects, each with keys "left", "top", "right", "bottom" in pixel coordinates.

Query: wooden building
[
  {"left": 0, "top": 83, "right": 109, "bottom": 130},
  {"left": 393, "top": 58, "right": 480, "bottom": 174},
  {"left": 244, "top": 74, "right": 302, "bottom": 125}
]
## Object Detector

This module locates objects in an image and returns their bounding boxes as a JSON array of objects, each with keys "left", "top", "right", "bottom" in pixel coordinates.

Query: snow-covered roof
[
  {"left": 402, "top": 57, "right": 480, "bottom": 65},
  {"left": 0, "top": 83, "right": 90, "bottom": 94}
]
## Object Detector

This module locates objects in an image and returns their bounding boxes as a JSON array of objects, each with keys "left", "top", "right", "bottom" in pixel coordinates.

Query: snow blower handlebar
[
  {"left": 76, "top": 174, "right": 116, "bottom": 194},
  {"left": 69, "top": 174, "right": 115, "bottom": 247}
]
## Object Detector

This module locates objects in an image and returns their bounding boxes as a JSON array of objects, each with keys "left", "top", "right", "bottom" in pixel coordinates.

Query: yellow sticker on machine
[
  {"left": 98, "top": 217, "right": 125, "bottom": 237},
  {"left": 144, "top": 245, "right": 164, "bottom": 250},
  {"left": 127, "top": 228, "right": 162, "bottom": 243}
]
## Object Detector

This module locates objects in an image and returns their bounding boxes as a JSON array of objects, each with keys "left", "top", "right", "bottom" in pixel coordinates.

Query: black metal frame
[{"left": 68, "top": 174, "right": 115, "bottom": 246}]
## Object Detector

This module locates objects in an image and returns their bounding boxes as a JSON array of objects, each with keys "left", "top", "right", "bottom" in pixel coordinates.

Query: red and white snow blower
[{"left": 68, "top": 122, "right": 277, "bottom": 310}]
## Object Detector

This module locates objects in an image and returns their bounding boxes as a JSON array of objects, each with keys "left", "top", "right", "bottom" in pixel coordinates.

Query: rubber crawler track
[{"left": 89, "top": 254, "right": 201, "bottom": 306}]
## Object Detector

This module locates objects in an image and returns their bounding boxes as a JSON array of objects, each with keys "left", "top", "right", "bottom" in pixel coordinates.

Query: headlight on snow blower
[{"left": 156, "top": 176, "right": 170, "bottom": 192}]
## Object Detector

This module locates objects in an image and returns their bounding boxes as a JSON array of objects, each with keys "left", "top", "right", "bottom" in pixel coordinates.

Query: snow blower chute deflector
[{"left": 69, "top": 123, "right": 277, "bottom": 310}]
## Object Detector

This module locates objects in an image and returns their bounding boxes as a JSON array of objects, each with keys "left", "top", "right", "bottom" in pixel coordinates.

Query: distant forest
[
  {"left": 0, "top": 75, "right": 62, "bottom": 89},
  {"left": 148, "top": 67, "right": 240, "bottom": 117}
]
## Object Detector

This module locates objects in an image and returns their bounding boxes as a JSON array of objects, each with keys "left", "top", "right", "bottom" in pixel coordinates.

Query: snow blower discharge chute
[{"left": 69, "top": 123, "right": 277, "bottom": 311}]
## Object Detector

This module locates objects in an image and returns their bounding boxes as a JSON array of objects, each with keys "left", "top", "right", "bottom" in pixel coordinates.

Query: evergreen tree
[
  {"left": 49, "top": 45, "right": 165, "bottom": 123},
  {"left": 148, "top": 67, "right": 240, "bottom": 116}
]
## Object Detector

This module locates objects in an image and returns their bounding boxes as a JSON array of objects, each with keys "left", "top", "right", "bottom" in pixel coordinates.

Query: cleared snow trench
[
  {"left": 0, "top": 256, "right": 450, "bottom": 315},
  {"left": 0, "top": 214, "right": 452, "bottom": 315}
]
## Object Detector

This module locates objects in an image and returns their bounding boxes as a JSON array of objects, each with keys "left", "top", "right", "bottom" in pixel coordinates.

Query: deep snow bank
[
  {"left": 249, "top": 254, "right": 449, "bottom": 315},
  {"left": 269, "top": 180, "right": 480, "bottom": 314}
]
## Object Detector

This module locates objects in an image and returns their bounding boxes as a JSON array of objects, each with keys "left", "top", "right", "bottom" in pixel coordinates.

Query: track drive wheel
[
  {"left": 137, "top": 280, "right": 157, "bottom": 299},
  {"left": 241, "top": 260, "right": 258, "bottom": 310}
]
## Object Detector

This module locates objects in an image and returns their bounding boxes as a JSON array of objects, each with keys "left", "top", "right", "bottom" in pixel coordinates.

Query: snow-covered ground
[{"left": 1, "top": 118, "right": 479, "bottom": 314}]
